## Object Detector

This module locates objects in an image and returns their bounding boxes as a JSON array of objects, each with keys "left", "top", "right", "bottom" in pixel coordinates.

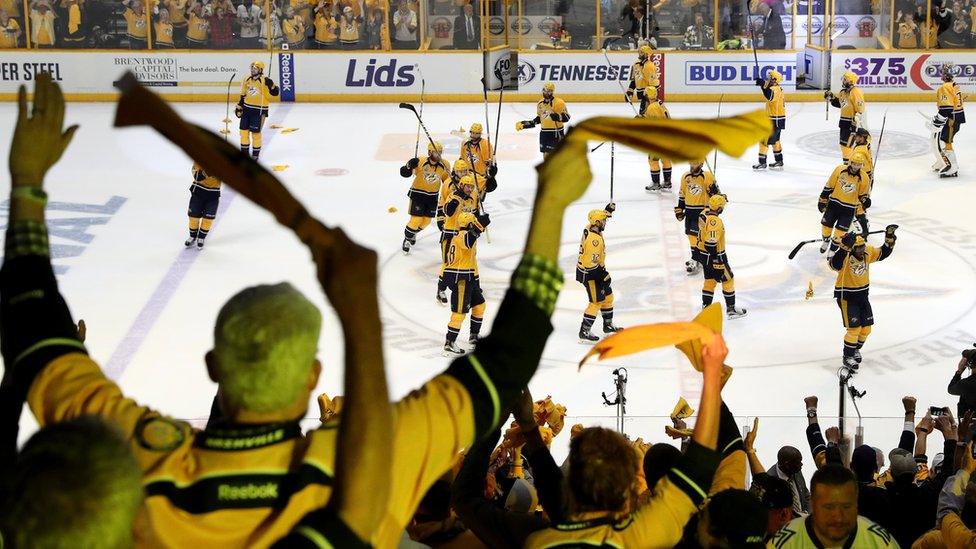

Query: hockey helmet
[
  {"left": 427, "top": 141, "right": 444, "bottom": 154},
  {"left": 459, "top": 174, "right": 476, "bottom": 190},
  {"left": 251, "top": 60, "right": 265, "bottom": 74},
  {"left": 639, "top": 45, "right": 653, "bottom": 58},
  {"left": 689, "top": 158, "right": 705, "bottom": 169},
  {"left": 854, "top": 235, "right": 866, "bottom": 248},
  {"left": 453, "top": 158, "right": 470, "bottom": 173},
  {"left": 542, "top": 82, "right": 556, "bottom": 93},
  {"left": 849, "top": 151, "right": 868, "bottom": 167},
  {"left": 708, "top": 194, "right": 727, "bottom": 211},
  {"left": 457, "top": 212, "right": 477, "bottom": 229},
  {"left": 768, "top": 69, "right": 783, "bottom": 83},
  {"left": 588, "top": 209, "right": 609, "bottom": 225},
  {"left": 842, "top": 71, "right": 857, "bottom": 86},
  {"left": 469, "top": 123, "right": 483, "bottom": 134},
  {"left": 854, "top": 127, "right": 870, "bottom": 137}
]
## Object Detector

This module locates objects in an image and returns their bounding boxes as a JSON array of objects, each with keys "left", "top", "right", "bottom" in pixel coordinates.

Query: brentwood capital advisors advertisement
[{"left": 831, "top": 51, "right": 976, "bottom": 93}]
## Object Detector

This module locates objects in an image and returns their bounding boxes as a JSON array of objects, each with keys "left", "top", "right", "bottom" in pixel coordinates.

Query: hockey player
[
  {"left": 626, "top": 45, "right": 659, "bottom": 115},
  {"left": 459, "top": 122, "right": 496, "bottom": 179},
  {"left": 932, "top": 63, "right": 966, "bottom": 177},
  {"left": 434, "top": 159, "right": 468, "bottom": 303},
  {"left": 516, "top": 82, "right": 570, "bottom": 158},
  {"left": 824, "top": 71, "right": 866, "bottom": 163},
  {"left": 577, "top": 203, "right": 622, "bottom": 342},
  {"left": 185, "top": 163, "right": 221, "bottom": 249},
  {"left": 439, "top": 174, "right": 480, "bottom": 304},
  {"left": 640, "top": 98, "right": 673, "bottom": 192},
  {"left": 698, "top": 195, "right": 747, "bottom": 319},
  {"left": 235, "top": 60, "right": 280, "bottom": 160},
  {"left": 849, "top": 128, "right": 874, "bottom": 236},
  {"left": 753, "top": 69, "right": 786, "bottom": 170},
  {"left": 399, "top": 141, "right": 451, "bottom": 254},
  {"left": 829, "top": 225, "right": 897, "bottom": 368},
  {"left": 442, "top": 211, "right": 491, "bottom": 355},
  {"left": 676, "top": 160, "right": 720, "bottom": 275},
  {"left": 819, "top": 152, "right": 871, "bottom": 256}
]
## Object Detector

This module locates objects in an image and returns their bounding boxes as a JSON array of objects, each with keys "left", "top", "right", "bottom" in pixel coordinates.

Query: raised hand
[{"left": 10, "top": 72, "right": 78, "bottom": 187}]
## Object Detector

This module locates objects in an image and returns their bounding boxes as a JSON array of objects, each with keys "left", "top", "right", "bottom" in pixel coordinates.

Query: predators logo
[
  {"left": 850, "top": 258, "right": 867, "bottom": 276},
  {"left": 688, "top": 184, "right": 703, "bottom": 196},
  {"left": 422, "top": 165, "right": 440, "bottom": 183},
  {"left": 841, "top": 180, "right": 856, "bottom": 194}
]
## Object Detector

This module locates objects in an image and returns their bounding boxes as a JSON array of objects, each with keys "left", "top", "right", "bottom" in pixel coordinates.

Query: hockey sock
[
  {"left": 252, "top": 132, "right": 262, "bottom": 159},
  {"left": 757, "top": 153, "right": 767, "bottom": 165},
  {"left": 437, "top": 275, "right": 446, "bottom": 293},
  {"left": 581, "top": 313, "right": 596, "bottom": 332},
  {"left": 857, "top": 325, "right": 871, "bottom": 347},
  {"left": 773, "top": 143, "right": 783, "bottom": 163},
  {"left": 758, "top": 143, "right": 768, "bottom": 164},
  {"left": 188, "top": 217, "right": 200, "bottom": 239},
  {"left": 703, "top": 279, "right": 716, "bottom": 307},
  {"left": 663, "top": 166, "right": 672, "bottom": 184},
  {"left": 841, "top": 145, "right": 851, "bottom": 163},
  {"left": 651, "top": 170, "right": 660, "bottom": 184},
  {"left": 447, "top": 312, "right": 464, "bottom": 343},
  {"left": 821, "top": 225, "right": 833, "bottom": 240},
  {"left": 470, "top": 316, "right": 483, "bottom": 337},
  {"left": 600, "top": 307, "right": 614, "bottom": 328},
  {"left": 198, "top": 218, "right": 213, "bottom": 241},
  {"left": 404, "top": 226, "right": 420, "bottom": 244},
  {"left": 843, "top": 327, "right": 860, "bottom": 358},
  {"left": 723, "top": 291, "right": 735, "bottom": 309}
]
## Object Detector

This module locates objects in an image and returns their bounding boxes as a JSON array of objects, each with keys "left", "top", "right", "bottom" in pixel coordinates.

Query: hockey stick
[
  {"left": 711, "top": 94, "right": 724, "bottom": 175},
  {"left": 463, "top": 145, "right": 491, "bottom": 244},
  {"left": 414, "top": 64, "right": 425, "bottom": 158},
  {"left": 603, "top": 48, "right": 639, "bottom": 116},
  {"left": 114, "top": 72, "right": 320, "bottom": 241},
  {"left": 610, "top": 141, "right": 615, "bottom": 202},
  {"left": 223, "top": 71, "right": 236, "bottom": 142},
  {"left": 590, "top": 142, "right": 606, "bottom": 152},
  {"left": 492, "top": 68, "right": 504, "bottom": 158},
  {"left": 744, "top": 0, "right": 760, "bottom": 75},
  {"left": 480, "top": 77, "right": 492, "bottom": 153},
  {"left": 870, "top": 110, "right": 887, "bottom": 189},
  {"left": 399, "top": 103, "right": 437, "bottom": 150},
  {"left": 787, "top": 228, "right": 886, "bottom": 260}
]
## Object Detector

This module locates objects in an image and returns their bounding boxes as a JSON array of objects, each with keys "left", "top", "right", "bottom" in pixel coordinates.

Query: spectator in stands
[
  {"left": 121, "top": 0, "right": 148, "bottom": 48},
  {"left": 362, "top": 4, "right": 385, "bottom": 49},
  {"left": 392, "top": 0, "right": 417, "bottom": 48},
  {"left": 161, "top": 0, "right": 188, "bottom": 46},
  {"left": 59, "top": 0, "right": 84, "bottom": 46},
  {"left": 28, "top": 0, "right": 56, "bottom": 47},
  {"left": 313, "top": 0, "right": 338, "bottom": 47},
  {"left": 682, "top": 11, "right": 714, "bottom": 49},
  {"left": 259, "top": 4, "right": 283, "bottom": 47},
  {"left": 772, "top": 465, "right": 897, "bottom": 547},
  {"left": 692, "top": 489, "right": 769, "bottom": 548},
  {"left": 767, "top": 445, "right": 809, "bottom": 514},
  {"left": 236, "top": 0, "right": 262, "bottom": 48},
  {"left": 914, "top": 448, "right": 976, "bottom": 547},
  {"left": 154, "top": 7, "right": 174, "bottom": 46},
  {"left": 185, "top": 1, "right": 209, "bottom": 47},
  {"left": 0, "top": 417, "right": 145, "bottom": 547},
  {"left": 752, "top": 476, "right": 797, "bottom": 541},
  {"left": 850, "top": 444, "right": 894, "bottom": 531},
  {"left": 282, "top": 4, "right": 306, "bottom": 48},
  {"left": 453, "top": 2, "right": 478, "bottom": 48},
  {"left": 338, "top": 5, "right": 361, "bottom": 48},
  {"left": 0, "top": 9, "right": 22, "bottom": 47},
  {"left": 939, "top": 11, "right": 971, "bottom": 45},
  {"left": 207, "top": 0, "right": 234, "bottom": 48},
  {"left": 758, "top": 0, "right": 785, "bottom": 48},
  {"left": 949, "top": 355, "right": 976, "bottom": 418},
  {"left": 886, "top": 447, "right": 934, "bottom": 547}
]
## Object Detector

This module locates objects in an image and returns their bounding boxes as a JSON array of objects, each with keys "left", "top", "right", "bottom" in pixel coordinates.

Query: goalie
[{"left": 930, "top": 63, "right": 965, "bottom": 178}]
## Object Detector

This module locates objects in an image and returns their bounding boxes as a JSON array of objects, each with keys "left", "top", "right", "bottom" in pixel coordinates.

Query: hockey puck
[{"left": 315, "top": 168, "right": 349, "bottom": 177}]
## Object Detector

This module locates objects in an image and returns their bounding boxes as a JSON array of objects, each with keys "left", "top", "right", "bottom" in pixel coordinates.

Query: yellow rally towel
[
  {"left": 272, "top": 164, "right": 289, "bottom": 172},
  {"left": 566, "top": 110, "right": 771, "bottom": 162},
  {"left": 269, "top": 123, "right": 283, "bottom": 129},
  {"left": 68, "top": 4, "right": 81, "bottom": 34},
  {"left": 281, "top": 128, "right": 299, "bottom": 134},
  {"left": 671, "top": 397, "right": 695, "bottom": 420}
]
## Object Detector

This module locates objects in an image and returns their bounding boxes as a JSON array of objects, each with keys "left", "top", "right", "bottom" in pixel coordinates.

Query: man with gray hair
[{"left": 0, "top": 73, "right": 593, "bottom": 546}]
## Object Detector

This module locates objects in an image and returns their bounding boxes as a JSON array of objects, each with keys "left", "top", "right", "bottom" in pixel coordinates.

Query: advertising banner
[
  {"left": 830, "top": 51, "right": 976, "bottom": 93},
  {"left": 486, "top": 15, "right": 564, "bottom": 46},
  {"left": 665, "top": 52, "right": 798, "bottom": 92}
]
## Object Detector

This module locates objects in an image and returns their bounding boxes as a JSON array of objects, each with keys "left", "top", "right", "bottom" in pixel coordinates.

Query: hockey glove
[
  {"left": 840, "top": 231, "right": 857, "bottom": 250},
  {"left": 399, "top": 165, "right": 413, "bottom": 178},
  {"left": 885, "top": 224, "right": 898, "bottom": 243},
  {"left": 708, "top": 182, "right": 721, "bottom": 195},
  {"left": 477, "top": 212, "right": 491, "bottom": 228},
  {"left": 549, "top": 112, "right": 561, "bottom": 122},
  {"left": 674, "top": 207, "right": 685, "bottom": 221},
  {"left": 407, "top": 157, "right": 419, "bottom": 169},
  {"left": 487, "top": 163, "right": 498, "bottom": 177},
  {"left": 605, "top": 202, "right": 616, "bottom": 214},
  {"left": 265, "top": 77, "right": 278, "bottom": 92},
  {"left": 860, "top": 196, "right": 872, "bottom": 209},
  {"left": 234, "top": 104, "right": 243, "bottom": 118},
  {"left": 818, "top": 197, "right": 828, "bottom": 213},
  {"left": 824, "top": 91, "right": 834, "bottom": 100},
  {"left": 755, "top": 77, "right": 764, "bottom": 86}
]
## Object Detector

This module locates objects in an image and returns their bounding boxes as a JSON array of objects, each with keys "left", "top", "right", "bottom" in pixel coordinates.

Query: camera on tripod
[{"left": 962, "top": 343, "right": 976, "bottom": 366}]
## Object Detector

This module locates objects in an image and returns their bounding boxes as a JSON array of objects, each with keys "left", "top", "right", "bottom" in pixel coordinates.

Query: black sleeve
[
  {"left": 717, "top": 402, "right": 744, "bottom": 455},
  {"left": 806, "top": 423, "right": 827, "bottom": 461},
  {"left": 824, "top": 444, "right": 843, "bottom": 465},
  {"left": 829, "top": 248, "right": 848, "bottom": 271},
  {"left": 0, "top": 227, "right": 86, "bottom": 468},
  {"left": 898, "top": 427, "right": 915, "bottom": 453},
  {"left": 444, "top": 199, "right": 460, "bottom": 217},
  {"left": 877, "top": 242, "right": 893, "bottom": 261},
  {"left": 668, "top": 441, "right": 721, "bottom": 507},
  {"left": 266, "top": 77, "right": 280, "bottom": 96},
  {"left": 271, "top": 506, "right": 370, "bottom": 548},
  {"left": 761, "top": 86, "right": 773, "bottom": 101},
  {"left": 444, "top": 290, "right": 553, "bottom": 438},
  {"left": 522, "top": 427, "right": 565, "bottom": 523},
  {"left": 830, "top": 97, "right": 842, "bottom": 108},
  {"left": 559, "top": 112, "right": 570, "bottom": 122},
  {"left": 531, "top": 116, "right": 541, "bottom": 124},
  {"left": 949, "top": 371, "right": 964, "bottom": 395}
]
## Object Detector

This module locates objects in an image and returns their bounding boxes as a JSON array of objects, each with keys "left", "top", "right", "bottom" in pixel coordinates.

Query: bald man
[{"left": 766, "top": 446, "right": 809, "bottom": 514}]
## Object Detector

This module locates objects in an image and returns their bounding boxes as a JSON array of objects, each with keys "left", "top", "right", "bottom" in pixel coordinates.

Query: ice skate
[
  {"left": 443, "top": 342, "right": 465, "bottom": 356},
  {"left": 727, "top": 306, "right": 747, "bottom": 319}
]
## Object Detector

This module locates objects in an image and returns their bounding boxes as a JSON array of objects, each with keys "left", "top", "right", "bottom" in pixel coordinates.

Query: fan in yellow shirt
[
  {"left": 122, "top": 0, "right": 148, "bottom": 48},
  {"left": 282, "top": 5, "right": 306, "bottom": 48},
  {"left": 312, "top": 0, "right": 338, "bottom": 47},
  {"left": 153, "top": 8, "right": 174, "bottom": 47},
  {"left": 0, "top": 9, "right": 21, "bottom": 48}
]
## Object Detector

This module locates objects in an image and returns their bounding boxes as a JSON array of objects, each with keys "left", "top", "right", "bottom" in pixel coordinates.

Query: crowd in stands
[
  {"left": 893, "top": 0, "right": 976, "bottom": 48},
  {"left": 9, "top": 74, "right": 976, "bottom": 548}
]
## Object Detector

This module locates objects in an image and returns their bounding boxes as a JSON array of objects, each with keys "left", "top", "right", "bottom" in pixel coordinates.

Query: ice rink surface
[{"left": 2, "top": 97, "right": 975, "bottom": 469}]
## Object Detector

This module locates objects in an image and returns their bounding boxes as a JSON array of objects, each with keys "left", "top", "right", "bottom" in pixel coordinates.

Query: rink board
[{"left": 0, "top": 49, "right": 972, "bottom": 102}]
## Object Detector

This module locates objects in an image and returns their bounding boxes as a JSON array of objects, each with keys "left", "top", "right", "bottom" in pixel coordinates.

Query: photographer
[{"left": 948, "top": 351, "right": 976, "bottom": 418}]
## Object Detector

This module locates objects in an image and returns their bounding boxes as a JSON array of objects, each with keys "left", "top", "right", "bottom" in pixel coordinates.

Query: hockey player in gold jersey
[
  {"left": 698, "top": 195, "right": 747, "bottom": 319},
  {"left": 459, "top": 122, "right": 496, "bottom": 179},
  {"left": 577, "top": 203, "right": 621, "bottom": 342},
  {"left": 849, "top": 128, "right": 874, "bottom": 236},
  {"left": 235, "top": 61, "right": 279, "bottom": 160},
  {"left": 753, "top": 69, "right": 786, "bottom": 170},
  {"left": 932, "top": 63, "right": 966, "bottom": 177},
  {"left": 818, "top": 152, "right": 871, "bottom": 255},
  {"left": 399, "top": 141, "right": 451, "bottom": 254},
  {"left": 640, "top": 97, "right": 673, "bottom": 192},
  {"left": 440, "top": 174, "right": 480, "bottom": 304},
  {"left": 442, "top": 211, "right": 491, "bottom": 355},
  {"left": 185, "top": 163, "right": 221, "bottom": 249},
  {"left": 825, "top": 71, "right": 866, "bottom": 162},
  {"left": 676, "top": 160, "right": 721, "bottom": 275},
  {"left": 829, "top": 225, "right": 897, "bottom": 368},
  {"left": 434, "top": 159, "right": 468, "bottom": 303},
  {"left": 627, "top": 45, "right": 659, "bottom": 115},
  {"left": 516, "top": 82, "right": 570, "bottom": 157}
]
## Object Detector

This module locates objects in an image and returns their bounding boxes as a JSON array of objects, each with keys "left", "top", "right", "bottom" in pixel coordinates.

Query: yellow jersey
[
  {"left": 408, "top": 156, "right": 451, "bottom": 197},
  {"left": 445, "top": 229, "right": 480, "bottom": 279},
  {"left": 338, "top": 15, "right": 359, "bottom": 44},
  {"left": 123, "top": 7, "right": 148, "bottom": 39},
  {"left": 838, "top": 86, "right": 865, "bottom": 121},
  {"left": 643, "top": 99, "right": 670, "bottom": 120},
  {"left": 938, "top": 81, "right": 966, "bottom": 123},
  {"left": 822, "top": 164, "right": 870, "bottom": 208},
  {"left": 678, "top": 169, "right": 716, "bottom": 210},
  {"left": 896, "top": 22, "right": 919, "bottom": 48},
  {"left": 830, "top": 243, "right": 893, "bottom": 298},
  {"left": 166, "top": 0, "right": 187, "bottom": 25},
  {"left": 154, "top": 20, "right": 174, "bottom": 45},
  {"left": 443, "top": 189, "right": 479, "bottom": 232},
  {"left": 763, "top": 82, "right": 786, "bottom": 128},
  {"left": 0, "top": 18, "right": 19, "bottom": 48},
  {"left": 459, "top": 138, "right": 493, "bottom": 177},
  {"left": 576, "top": 228, "right": 605, "bottom": 272},
  {"left": 537, "top": 97, "right": 569, "bottom": 131},
  {"left": 241, "top": 74, "right": 276, "bottom": 110},
  {"left": 283, "top": 15, "right": 305, "bottom": 44},
  {"left": 631, "top": 58, "right": 659, "bottom": 91},
  {"left": 314, "top": 11, "right": 338, "bottom": 43},
  {"left": 192, "top": 163, "right": 222, "bottom": 190},
  {"left": 186, "top": 11, "right": 209, "bottom": 41},
  {"left": 699, "top": 211, "right": 725, "bottom": 255}
]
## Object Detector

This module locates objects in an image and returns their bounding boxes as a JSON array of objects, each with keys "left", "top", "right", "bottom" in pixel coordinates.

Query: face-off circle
[{"left": 795, "top": 131, "right": 929, "bottom": 159}]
